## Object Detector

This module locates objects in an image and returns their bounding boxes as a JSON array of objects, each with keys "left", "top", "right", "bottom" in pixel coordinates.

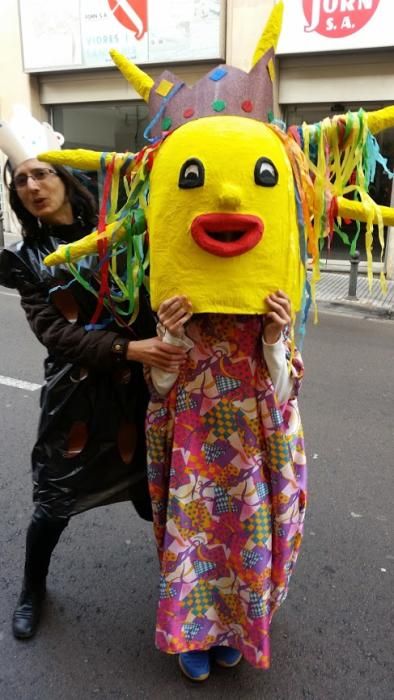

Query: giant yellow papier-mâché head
[
  {"left": 147, "top": 115, "right": 305, "bottom": 314},
  {"left": 40, "top": 0, "right": 394, "bottom": 322}
]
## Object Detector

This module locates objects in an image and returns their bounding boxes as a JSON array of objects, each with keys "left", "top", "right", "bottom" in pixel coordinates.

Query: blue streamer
[
  {"left": 143, "top": 82, "right": 185, "bottom": 143},
  {"left": 48, "top": 277, "right": 79, "bottom": 295},
  {"left": 270, "top": 118, "right": 287, "bottom": 133},
  {"left": 364, "top": 132, "right": 394, "bottom": 187},
  {"left": 297, "top": 279, "right": 312, "bottom": 349},
  {"left": 84, "top": 319, "right": 112, "bottom": 331}
]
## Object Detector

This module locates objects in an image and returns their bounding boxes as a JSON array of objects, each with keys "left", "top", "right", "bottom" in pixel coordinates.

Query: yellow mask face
[{"left": 147, "top": 115, "right": 305, "bottom": 314}]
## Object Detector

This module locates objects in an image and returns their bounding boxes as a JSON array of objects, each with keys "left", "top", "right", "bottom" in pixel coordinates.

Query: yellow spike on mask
[
  {"left": 38, "top": 149, "right": 130, "bottom": 171},
  {"left": 337, "top": 196, "right": 394, "bottom": 226},
  {"left": 251, "top": 0, "right": 284, "bottom": 68},
  {"left": 44, "top": 221, "right": 126, "bottom": 266},
  {"left": 110, "top": 49, "right": 154, "bottom": 102}
]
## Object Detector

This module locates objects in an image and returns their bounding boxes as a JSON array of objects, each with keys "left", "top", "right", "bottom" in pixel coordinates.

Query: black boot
[
  {"left": 12, "top": 581, "right": 47, "bottom": 640},
  {"left": 12, "top": 512, "right": 68, "bottom": 640}
]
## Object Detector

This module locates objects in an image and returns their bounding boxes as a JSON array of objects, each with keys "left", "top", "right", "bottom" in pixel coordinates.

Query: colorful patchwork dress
[{"left": 146, "top": 314, "right": 306, "bottom": 669}]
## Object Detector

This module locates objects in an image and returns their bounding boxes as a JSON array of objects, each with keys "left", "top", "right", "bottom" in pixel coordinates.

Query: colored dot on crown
[
  {"left": 161, "top": 117, "right": 172, "bottom": 131},
  {"left": 242, "top": 100, "right": 253, "bottom": 113},
  {"left": 209, "top": 67, "right": 228, "bottom": 82},
  {"left": 212, "top": 100, "right": 226, "bottom": 112}
]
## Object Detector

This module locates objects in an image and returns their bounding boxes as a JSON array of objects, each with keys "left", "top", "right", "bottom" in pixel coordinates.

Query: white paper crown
[{"left": 0, "top": 105, "right": 64, "bottom": 170}]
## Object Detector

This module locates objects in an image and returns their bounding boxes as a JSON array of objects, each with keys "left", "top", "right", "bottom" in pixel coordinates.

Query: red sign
[
  {"left": 303, "top": 0, "right": 380, "bottom": 39},
  {"left": 107, "top": 0, "right": 148, "bottom": 40}
]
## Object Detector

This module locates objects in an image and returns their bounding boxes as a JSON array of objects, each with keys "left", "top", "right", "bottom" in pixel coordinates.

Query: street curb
[{"left": 317, "top": 298, "right": 393, "bottom": 319}]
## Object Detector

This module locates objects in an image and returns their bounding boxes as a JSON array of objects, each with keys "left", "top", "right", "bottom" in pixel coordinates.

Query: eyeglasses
[{"left": 13, "top": 168, "right": 58, "bottom": 190}]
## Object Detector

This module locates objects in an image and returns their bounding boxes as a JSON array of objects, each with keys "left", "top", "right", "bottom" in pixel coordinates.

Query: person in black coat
[{"left": 0, "top": 156, "right": 187, "bottom": 640}]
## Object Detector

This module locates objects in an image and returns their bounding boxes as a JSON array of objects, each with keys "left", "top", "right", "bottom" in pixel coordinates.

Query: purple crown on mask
[{"left": 146, "top": 48, "right": 275, "bottom": 141}]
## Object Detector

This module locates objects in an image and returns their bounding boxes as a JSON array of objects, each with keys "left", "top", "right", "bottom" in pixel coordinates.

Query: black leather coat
[{"left": 0, "top": 224, "right": 156, "bottom": 521}]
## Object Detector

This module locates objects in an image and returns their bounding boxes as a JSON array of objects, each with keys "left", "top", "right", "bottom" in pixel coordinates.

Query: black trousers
[
  {"left": 23, "top": 489, "right": 152, "bottom": 590},
  {"left": 23, "top": 506, "right": 69, "bottom": 588}
]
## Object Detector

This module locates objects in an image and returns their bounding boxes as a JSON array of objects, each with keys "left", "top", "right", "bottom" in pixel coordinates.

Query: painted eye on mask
[
  {"left": 254, "top": 158, "right": 278, "bottom": 187},
  {"left": 178, "top": 158, "right": 205, "bottom": 189}
]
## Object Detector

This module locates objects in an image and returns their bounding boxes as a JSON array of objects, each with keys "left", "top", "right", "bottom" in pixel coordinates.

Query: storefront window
[
  {"left": 52, "top": 101, "right": 149, "bottom": 153},
  {"left": 51, "top": 101, "right": 150, "bottom": 203}
]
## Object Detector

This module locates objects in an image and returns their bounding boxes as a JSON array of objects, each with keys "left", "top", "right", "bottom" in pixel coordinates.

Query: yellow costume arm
[
  {"left": 302, "top": 105, "right": 394, "bottom": 148},
  {"left": 337, "top": 196, "right": 394, "bottom": 226},
  {"left": 38, "top": 149, "right": 131, "bottom": 171},
  {"left": 44, "top": 222, "right": 126, "bottom": 266},
  {"left": 366, "top": 106, "right": 394, "bottom": 136}
]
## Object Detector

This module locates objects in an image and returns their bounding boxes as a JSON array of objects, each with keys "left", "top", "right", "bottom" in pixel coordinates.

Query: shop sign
[
  {"left": 18, "top": 0, "right": 224, "bottom": 72},
  {"left": 277, "top": 0, "right": 394, "bottom": 53},
  {"left": 107, "top": 0, "right": 148, "bottom": 39}
]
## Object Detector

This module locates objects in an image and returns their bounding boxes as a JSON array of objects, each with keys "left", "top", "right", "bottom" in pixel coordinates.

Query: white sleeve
[
  {"left": 151, "top": 329, "right": 194, "bottom": 396},
  {"left": 262, "top": 335, "right": 294, "bottom": 404}
]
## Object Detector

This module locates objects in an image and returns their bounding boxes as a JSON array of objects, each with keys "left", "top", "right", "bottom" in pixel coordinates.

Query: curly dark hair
[{"left": 5, "top": 162, "right": 98, "bottom": 239}]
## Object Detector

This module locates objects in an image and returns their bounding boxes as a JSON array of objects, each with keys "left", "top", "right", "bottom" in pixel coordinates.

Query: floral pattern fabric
[{"left": 146, "top": 314, "right": 306, "bottom": 669}]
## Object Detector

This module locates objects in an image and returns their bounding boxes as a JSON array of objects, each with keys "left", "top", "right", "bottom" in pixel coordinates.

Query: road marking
[
  {"left": 0, "top": 290, "right": 18, "bottom": 298},
  {"left": 0, "top": 375, "right": 41, "bottom": 391}
]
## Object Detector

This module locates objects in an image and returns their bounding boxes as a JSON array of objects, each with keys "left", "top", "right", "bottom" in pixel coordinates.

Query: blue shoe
[
  {"left": 178, "top": 651, "right": 210, "bottom": 681},
  {"left": 212, "top": 646, "right": 242, "bottom": 668}
]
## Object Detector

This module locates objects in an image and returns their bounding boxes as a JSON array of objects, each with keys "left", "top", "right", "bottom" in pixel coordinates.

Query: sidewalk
[{"left": 315, "top": 271, "right": 394, "bottom": 318}]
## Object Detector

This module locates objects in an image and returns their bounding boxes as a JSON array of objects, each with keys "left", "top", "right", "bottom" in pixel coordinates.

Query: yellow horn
[
  {"left": 44, "top": 222, "right": 127, "bottom": 267},
  {"left": 251, "top": 0, "right": 284, "bottom": 68},
  {"left": 38, "top": 149, "right": 131, "bottom": 171},
  {"left": 366, "top": 105, "right": 394, "bottom": 135},
  {"left": 337, "top": 196, "right": 394, "bottom": 226},
  {"left": 110, "top": 49, "right": 154, "bottom": 102}
]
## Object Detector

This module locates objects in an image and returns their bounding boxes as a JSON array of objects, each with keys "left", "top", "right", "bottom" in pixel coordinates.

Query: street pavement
[{"left": 0, "top": 289, "right": 393, "bottom": 700}]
